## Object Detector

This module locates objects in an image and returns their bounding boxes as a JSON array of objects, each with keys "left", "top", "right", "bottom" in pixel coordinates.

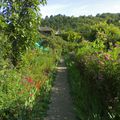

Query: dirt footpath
[{"left": 44, "top": 59, "right": 77, "bottom": 120}]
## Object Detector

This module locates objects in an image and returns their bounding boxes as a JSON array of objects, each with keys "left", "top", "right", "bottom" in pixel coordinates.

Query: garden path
[{"left": 44, "top": 59, "right": 77, "bottom": 120}]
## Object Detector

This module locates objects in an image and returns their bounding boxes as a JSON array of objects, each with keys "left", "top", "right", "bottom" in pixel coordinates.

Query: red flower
[
  {"left": 25, "top": 77, "right": 33, "bottom": 83},
  {"left": 30, "top": 94, "right": 33, "bottom": 97}
]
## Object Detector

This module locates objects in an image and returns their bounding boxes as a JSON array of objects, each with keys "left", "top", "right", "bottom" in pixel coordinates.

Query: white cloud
[
  {"left": 40, "top": 4, "right": 69, "bottom": 18},
  {"left": 110, "top": 5, "right": 120, "bottom": 13},
  {"left": 40, "top": 1, "right": 120, "bottom": 18},
  {"left": 64, "top": 5, "right": 89, "bottom": 17}
]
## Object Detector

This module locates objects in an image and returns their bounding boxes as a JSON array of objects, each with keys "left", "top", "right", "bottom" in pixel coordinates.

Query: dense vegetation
[
  {"left": 41, "top": 13, "right": 120, "bottom": 29},
  {"left": 41, "top": 11, "right": 120, "bottom": 120},
  {"left": 64, "top": 21, "right": 120, "bottom": 119},
  {"left": 66, "top": 41, "right": 120, "bottom": 120},
  {"left": 41, "top": 13, "right": 120, "bottom": 119},
  {"left": 41, "top": 13, "right": 120, "bottom": 40},
  {"left": 1, "top": 0, "right": 120, "bottom": 119},
  {"left": 0, "top": 0, "right": 64, "bottom": 119}
]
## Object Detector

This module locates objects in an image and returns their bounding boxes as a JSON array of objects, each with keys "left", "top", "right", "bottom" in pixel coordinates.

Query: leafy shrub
[
  {"left": 0, "top": 47, "right": 61, "bottom": 120},
  {"left": 89, "top": 22, "right": 120, "bottom": 50},
  {"left": 60, "top": 31, "right": 81, "bottom": 42},
  {"left": 66, "top": 39, "right": 120, "bottom": 120}
]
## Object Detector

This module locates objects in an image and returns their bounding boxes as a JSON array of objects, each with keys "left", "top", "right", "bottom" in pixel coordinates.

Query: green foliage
[
  {"left": 1, "top": 0, "right": 46, "bottom": 66},
  {"left": 61, "top": 31, "right": 81, "bottom": 42},
  {"left": 41, "top": 13, "right": 120, "bottom": 40},
  {"left": 1, "top": 2, "right": 120, "bottom": 119},
  {"left": 66, "top": 40, "right": 120, "bottom": 120},
  {"left": 0, "top": 48, "right": 60, "bottom": 120},
  {"left": 41, "top": 14, "right": 104, "bottom": 32},
  {"left": 89, "top": 22, "right": 120, "bottom": 50},
  {"left": 67, "top": 31, "right": 81, "bottom": 42},
  {"left": 67, "top": 60, "right": 103, "bottom": 120},
  {"left": 0, "top": 1, "right": 64, "bottom": 119},
  {"left": 0, "top": 15, "right": 8, "bottom": 54},
  {"left": 64, "top": 20, "right": 120, "bottom": 119}
]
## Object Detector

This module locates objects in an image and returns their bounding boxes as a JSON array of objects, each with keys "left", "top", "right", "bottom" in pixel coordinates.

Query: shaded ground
[{"left": 44, "top": 59, "right": 77, "bottom": 120}]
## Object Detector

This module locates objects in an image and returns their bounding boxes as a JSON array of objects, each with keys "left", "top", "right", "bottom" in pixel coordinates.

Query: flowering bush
[
  {"left": 66, "top": 39, "right": 120, "bottom": 119},
  {"left": 0, "top": 47, "right": 61, "bottom": 119}
]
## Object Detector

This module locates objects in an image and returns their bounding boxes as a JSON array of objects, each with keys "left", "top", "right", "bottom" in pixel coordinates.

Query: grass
[{"left": 66, "top": 57, "right": 107, "bottom": 120}]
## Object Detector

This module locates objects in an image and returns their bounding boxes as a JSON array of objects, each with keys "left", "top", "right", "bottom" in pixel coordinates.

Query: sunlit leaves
[{"left": 0, "top": 0, "right": 46, "bottom": 66}]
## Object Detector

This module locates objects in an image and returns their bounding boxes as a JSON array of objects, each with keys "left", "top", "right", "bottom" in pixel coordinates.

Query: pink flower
[{"left": 104, "top": 54, "right": 111, "bottom": 60}]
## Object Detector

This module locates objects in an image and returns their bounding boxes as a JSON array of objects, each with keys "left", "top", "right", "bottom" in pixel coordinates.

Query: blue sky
[{"left": 40, "top": 0, "right": 120, "bottom": 18}]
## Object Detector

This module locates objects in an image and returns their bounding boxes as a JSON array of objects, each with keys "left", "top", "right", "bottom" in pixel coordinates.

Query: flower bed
[{"left": 0, "top": 48, "right": 61, "bottom": 120}]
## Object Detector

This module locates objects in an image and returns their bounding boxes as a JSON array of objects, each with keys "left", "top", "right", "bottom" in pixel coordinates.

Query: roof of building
[{"left": 39, "top": 27, "right": 52, "bottom": 32}]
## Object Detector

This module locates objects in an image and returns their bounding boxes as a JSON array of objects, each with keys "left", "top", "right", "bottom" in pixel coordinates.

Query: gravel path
[{"left": 44, "top": 59, "right": 77, "bottom": 120}]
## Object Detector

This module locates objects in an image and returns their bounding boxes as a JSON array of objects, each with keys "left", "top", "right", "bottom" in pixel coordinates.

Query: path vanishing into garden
[{"left": 44, "top": 59, "right": 77, "bottom": 120}]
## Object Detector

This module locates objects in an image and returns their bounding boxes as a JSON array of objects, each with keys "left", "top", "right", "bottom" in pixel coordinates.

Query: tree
[
  {"left": 1, "top": 0, "right": 46, "bottom": 66},
  {"left": 90, "top": 22, "right": 120, "bottom": 50}
]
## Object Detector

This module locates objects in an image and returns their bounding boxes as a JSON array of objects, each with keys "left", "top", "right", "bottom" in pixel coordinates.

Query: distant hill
[{"left": 41, "top": 13, "right": 120, "bottom": 32}]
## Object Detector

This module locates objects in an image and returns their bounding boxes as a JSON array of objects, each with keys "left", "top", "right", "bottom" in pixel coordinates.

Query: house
[{"left": 39, "top": 27, "right": 53, "bottom": 35}]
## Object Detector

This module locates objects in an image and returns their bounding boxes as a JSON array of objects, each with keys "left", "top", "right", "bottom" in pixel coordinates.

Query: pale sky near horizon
[{"left": 40, "top": 0, "right": 120, "bottom": 18}]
